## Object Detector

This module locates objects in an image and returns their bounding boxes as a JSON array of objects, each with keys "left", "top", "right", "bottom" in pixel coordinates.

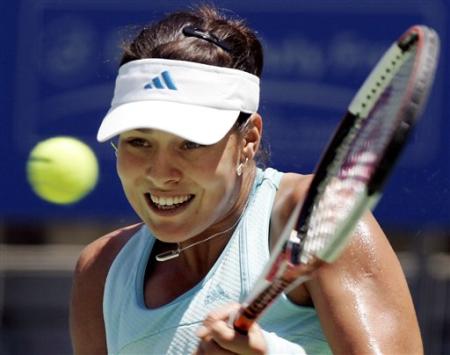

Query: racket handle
[
  {"left": 233, "top": 306, "right": 257, "bottom": 335},
  {"left": 233, "top": 278, "right": 292, "bottom": 335}
]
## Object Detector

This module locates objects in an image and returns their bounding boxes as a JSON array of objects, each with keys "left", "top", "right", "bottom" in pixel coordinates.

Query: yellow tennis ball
[{"left": 27, "top": 136, "right": 99, "bottom": 205}]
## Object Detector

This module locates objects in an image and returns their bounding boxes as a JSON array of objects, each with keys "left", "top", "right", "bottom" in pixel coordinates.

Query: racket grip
[
  {"left": 232, "top": 278, "right": 292, "bottom": 335},
  {"left": 233, "top": 306, "right": 256, "bottom": 335}
]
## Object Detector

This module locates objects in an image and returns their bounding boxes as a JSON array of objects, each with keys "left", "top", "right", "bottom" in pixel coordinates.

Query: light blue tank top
[{"left": 104, "top": 168, "right": 331, "bottom": 354}]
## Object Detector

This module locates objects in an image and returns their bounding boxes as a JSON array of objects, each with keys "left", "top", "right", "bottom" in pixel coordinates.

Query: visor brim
[{"left": 97, "top": 100, "right": 241, "bottom": 145}]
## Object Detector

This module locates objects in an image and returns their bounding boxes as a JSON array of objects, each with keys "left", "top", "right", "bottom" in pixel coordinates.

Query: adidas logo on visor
[{"left": 144, "top": 70, "right": 177, "bottom": 90}]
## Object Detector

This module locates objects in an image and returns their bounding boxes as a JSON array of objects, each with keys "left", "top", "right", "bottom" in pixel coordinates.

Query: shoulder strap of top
[{"left": 239, "top": 167, "right": 283, "bottom": 295}]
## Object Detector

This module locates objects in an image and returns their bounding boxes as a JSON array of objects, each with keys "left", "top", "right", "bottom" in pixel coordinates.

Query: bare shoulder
[
  {"left": 71, "top": 222, "right": 143, "bottom": 310},
  {"left": 277, "top": 172, "right": 312, "bottom": 201},
  {"left": 270, "top": 172, "right": 312, "bottom": 247},
  {"left": 70, "top": 223, "right": 143, "bottom": 355},
  {"left": 74, "top": 223, "right": 142, "bottom": 278},
  {"left": 274, "top": 172, "right": 312, "bottom": 217},
  {"left": 270, "top": 172, "right": 422, "bottom": 354},
  {"left": 305, "top": 213, "right": 422, "bottom": 353}
]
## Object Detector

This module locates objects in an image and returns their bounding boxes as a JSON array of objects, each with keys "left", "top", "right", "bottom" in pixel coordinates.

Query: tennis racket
[{"left": 233, "top": 25, "right": 440, "bottom": 334}]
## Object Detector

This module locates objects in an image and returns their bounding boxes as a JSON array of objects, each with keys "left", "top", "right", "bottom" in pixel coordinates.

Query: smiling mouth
[{"left": 145, "top": 193, "right": 195, "bottom": 211}]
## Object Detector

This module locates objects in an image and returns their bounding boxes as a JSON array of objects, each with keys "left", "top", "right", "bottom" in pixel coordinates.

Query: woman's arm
[
  {"left": 70, "top": 239, "right": 109, "bottom": 355},
  {"left": 275, "top": 173, "right": 422, "bottom": 354},
  {"left": 304, "top": 213, "right": 423, "bottom": 354},
  {"left": 69, "top": 225, "right": 139, "bottom": 355},
  {"left": 197, "top": 173, "right": 422, "bottom": 354}
]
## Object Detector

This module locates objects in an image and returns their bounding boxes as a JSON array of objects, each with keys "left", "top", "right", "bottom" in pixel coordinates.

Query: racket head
[
  {"left": 233, "top": 25, "right": 439, "bottom": 335},
  {"left": 294, "top": 25, "right": 440, "bottom": 264}
]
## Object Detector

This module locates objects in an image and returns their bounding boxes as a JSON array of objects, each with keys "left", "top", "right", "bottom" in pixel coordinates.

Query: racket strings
[
  {"left": 234, "top": 26, "right": 439, "bottom": 334},
  {"left": 301, "top": 47, "right": 416, "bottom": 261},
  {"left": 363, "top": 53, "right": 415, "bottom": 146}
]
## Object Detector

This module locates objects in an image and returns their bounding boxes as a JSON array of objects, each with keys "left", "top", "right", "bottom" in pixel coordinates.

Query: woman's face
[{"left": 116, "top": 128, "right": 245, "bottom": 243}]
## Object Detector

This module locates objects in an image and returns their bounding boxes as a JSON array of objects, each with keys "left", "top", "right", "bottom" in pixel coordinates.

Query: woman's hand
[{"left": 194, "top": 303, "right": 267, "bottom": 355}]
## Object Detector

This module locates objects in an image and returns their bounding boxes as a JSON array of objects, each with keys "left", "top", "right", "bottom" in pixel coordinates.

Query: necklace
[{"left": 155, "top": 214, "right": 243, "bottom": 262}]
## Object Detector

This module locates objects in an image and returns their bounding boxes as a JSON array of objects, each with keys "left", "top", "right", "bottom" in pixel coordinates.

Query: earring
[{"left": 236, "top": 157, "right": 249, "bottom": 176}]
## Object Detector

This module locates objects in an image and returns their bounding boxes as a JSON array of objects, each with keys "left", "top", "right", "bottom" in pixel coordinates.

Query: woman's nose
[{"left": 144, "top": 151, "right": 182, "bottom": 186}]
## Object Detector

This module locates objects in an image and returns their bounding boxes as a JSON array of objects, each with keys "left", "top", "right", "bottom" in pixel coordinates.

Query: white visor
[{"left": 97, "top": 58, "right": 260, "bottom": 145}]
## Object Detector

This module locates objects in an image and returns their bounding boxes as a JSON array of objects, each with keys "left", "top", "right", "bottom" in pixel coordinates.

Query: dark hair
[
  {"left": 120, "top": 5, "right": 263, "bottom": 77},
  {"left": 120, "top": 5, "right": 269, "bottom": 166}
]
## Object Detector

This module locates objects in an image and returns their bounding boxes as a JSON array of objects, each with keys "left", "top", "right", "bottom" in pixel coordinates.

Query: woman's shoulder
[
  {"left": 269, "top": 172, "right": 312, "bottom": 248},
  {"left": 274, "top": 172, "right": 312, "bottom": 216},
  {"left": 74, "top": 223, "right": 143, "bottom": 281},
  {"left": 70, "top": 223, "right": 144, "bottom": 354}
]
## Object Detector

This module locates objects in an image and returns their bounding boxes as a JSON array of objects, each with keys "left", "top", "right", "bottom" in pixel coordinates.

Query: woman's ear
[{"left": 242, "top": 113, "right": 263, "bottom": 159}]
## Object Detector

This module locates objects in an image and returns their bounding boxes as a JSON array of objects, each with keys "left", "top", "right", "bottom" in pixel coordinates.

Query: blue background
[
  {"left": 1, "top": 0, "right": 448, "bottom": 229},
  {"left": 0, "top": 1, "right": 448, "bottom": 354}
]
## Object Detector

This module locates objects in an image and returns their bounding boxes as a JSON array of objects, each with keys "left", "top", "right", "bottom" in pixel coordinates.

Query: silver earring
[{"left": 236, "top": 157, "right": 248, "bottom": 176}]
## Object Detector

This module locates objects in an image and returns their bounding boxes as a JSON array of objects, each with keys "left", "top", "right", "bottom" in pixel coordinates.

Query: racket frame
[{"left": 233, "top": 25, "right": 439, "bottom": 335}]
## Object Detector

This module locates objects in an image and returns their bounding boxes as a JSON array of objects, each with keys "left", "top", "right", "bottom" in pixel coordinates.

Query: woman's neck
[
  {"left": 144, "top": 166, "right": 257, "bottom": 308},
  {"left": 160, "top": 165, "right": 256, "bottom": 270}
]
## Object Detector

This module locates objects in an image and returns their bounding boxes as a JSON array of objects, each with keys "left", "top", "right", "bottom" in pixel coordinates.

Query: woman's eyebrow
[{"left": 135, "top": 128, "right": 154, "bottom": 133}]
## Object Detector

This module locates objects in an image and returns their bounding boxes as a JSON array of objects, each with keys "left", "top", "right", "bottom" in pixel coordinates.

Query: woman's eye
[
  {"left": 126, "top": 138, "right": 151, "bottom": 148},
  {"left": 182, "top": 141, "right": 204, "bottom": 150}
]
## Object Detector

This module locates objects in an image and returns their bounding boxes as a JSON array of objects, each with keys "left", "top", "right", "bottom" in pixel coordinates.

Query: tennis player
[{"left": 70, "top": 5, "right": 423, "bottom": 354}]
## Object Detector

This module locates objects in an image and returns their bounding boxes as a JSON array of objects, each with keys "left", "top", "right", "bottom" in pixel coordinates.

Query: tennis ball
[{"left": 27, "top": 136, "right": 99, "bottom": 205}]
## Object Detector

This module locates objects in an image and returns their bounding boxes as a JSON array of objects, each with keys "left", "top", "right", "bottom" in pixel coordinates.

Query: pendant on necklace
[{"left": 155, "top": 248, "right": 181, "bottom": 262}]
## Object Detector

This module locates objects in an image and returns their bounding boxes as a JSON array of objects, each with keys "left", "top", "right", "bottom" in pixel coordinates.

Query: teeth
[{"left": 150, "top": 194, "right": 191, "bottom": 206}]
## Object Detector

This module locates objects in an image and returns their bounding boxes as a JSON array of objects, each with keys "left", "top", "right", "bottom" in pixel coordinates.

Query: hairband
[{"left": 182, "top": 26, "right": 231, "bottom": 52}]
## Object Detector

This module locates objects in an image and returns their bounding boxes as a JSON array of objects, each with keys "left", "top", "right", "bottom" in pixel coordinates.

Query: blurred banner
[{"left": 1, "top": 0, "right": 448, "bottom": 228}]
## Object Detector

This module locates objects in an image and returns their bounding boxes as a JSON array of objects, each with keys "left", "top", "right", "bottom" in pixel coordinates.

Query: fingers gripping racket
[{"left": 233, "top": 25, "right": 440, "bottom": 334}]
